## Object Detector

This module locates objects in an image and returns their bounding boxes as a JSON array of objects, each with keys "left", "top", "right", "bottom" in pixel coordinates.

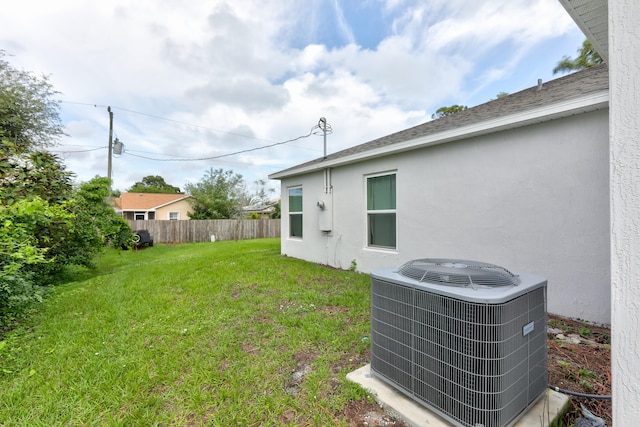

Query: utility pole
[
  {"left": 107, "top": 106, "right": 114, "bottom": 184},
  {"left": 318, "top": 117, "right": 332, "bottom": 194},
  {"left": 319, "top": 117, "right": 327, "bottom": 159}
]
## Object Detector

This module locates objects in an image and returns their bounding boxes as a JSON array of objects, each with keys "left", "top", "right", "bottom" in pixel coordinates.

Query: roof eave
[
  {"left": 269, "top": 91, "right": 608, "bottom": 180},
  {"left": 557, "top": 0, "right": 608, "bottom": 62},
  {"left": 153, "top": 195, "right": 192, "bottom": 210}
]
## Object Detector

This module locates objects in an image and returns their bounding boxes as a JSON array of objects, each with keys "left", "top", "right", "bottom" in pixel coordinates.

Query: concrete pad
[{"left": 346, "top": 364, "right": 570, "bottom": 427}]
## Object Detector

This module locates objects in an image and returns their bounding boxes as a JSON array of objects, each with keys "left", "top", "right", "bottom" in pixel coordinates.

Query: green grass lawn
[{"left": 0, "top": 239, "right": 373, "bottom": 426}]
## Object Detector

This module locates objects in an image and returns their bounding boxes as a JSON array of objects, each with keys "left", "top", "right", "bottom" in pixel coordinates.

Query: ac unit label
[{"left": 522, "top": 321, "right": 535, "bottom": 336}]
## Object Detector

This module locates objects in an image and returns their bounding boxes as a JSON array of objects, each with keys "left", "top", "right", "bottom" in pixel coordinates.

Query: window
[
  {"left": 367, "top": 173, "right": 396, "bottom": 249},
  {"left": 169, "top": 212, "right": 179, "bottom": 220},
  {"left": 288, "top": 186, "right": 303, "bottom": 238},
  {"left": 134, "top": 211, "right": 146, "bottom": 220}
]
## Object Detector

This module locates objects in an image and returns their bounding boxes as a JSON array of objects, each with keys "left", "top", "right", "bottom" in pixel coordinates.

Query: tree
[
  {"left": 62, "top": 177, "right": 133, "bottom": 268},
  {"left": 270, "top": 200, "right": 281, "bottom": 219},
  {"left": 0, "top": 146, "right": 75, "bottom": 280},
  {"left": 0, "top": 148, "right": 73, "bottom": 205},
  {"left": 1, "top": 52, "right": 71, "bottom": 205},
  {"left": 0, "top": 177, "right": 133, "bottom": 322},
  {"left": 0, "top": 53, "right": 74, "bottom": 319},
  {"left": 185, "top": 168, "right": 247, "bottom": 219},
  {"left": 431, "top": 104, "right": 468, "bottom": 119},
  {"left": 553, "top": 39, "right": 604, "bottom": 75},
  {"left": 0, "top": 51, "right": 64, "bottom": 152},
  {"left": 128, "top": 175, "right": 181, "bottom": 193},
  {"left": 249, "top": 179, "right": 276, "bottom": 205},
  {"left": 1, "top": 197, "right": 73, "bottom": 319},
  {"left": 495, "top": 92, "right": 509, "bottom": 99},
  {"left": 0, "top": 54, "right": 133, "bottom": 322}
]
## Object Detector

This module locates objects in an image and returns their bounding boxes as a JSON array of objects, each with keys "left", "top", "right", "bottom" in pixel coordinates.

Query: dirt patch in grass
[
  {"left": 285, "top": 350, "right": 318, "bottom": 397},
  {"left": 319, "top": 305, "right": 350, "bottom": 315},
  {"left": 341, "top": 399, "right": 408, "bottom": 427}
]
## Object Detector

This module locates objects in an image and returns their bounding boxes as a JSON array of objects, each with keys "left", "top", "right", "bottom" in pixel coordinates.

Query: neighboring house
[
  {"left": 269, "top": 64, "right": 610, "bottom": 325},
  {"left": 112, "top": 193, "right": 193, "bottom": 221},
  {"left": 241, "top": 198, "right": 280, "bottom": 218}
]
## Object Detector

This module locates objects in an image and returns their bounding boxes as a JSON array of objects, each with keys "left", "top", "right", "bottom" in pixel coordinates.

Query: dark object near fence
[{"left": 133, "top": 229, "right": 154, "bottom": 248}]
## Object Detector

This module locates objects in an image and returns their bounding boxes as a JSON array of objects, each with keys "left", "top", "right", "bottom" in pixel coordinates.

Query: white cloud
[{"left": 1, "top": 0, "right": 581, "bottom": 193}]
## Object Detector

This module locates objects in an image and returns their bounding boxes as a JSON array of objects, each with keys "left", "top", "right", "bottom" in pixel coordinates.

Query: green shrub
[{"left": 0, "top": 197, "right": 72, "bottom": 322}]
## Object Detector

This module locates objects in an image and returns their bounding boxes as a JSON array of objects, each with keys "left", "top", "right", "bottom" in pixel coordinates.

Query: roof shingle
[{"left": 113, "top": 193, "right": 190, "bottom": 211}]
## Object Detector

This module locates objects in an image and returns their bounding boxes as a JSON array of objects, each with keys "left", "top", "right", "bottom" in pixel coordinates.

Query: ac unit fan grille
[{"left": 397, "top": 258, "right": 521, "bottom": 287}]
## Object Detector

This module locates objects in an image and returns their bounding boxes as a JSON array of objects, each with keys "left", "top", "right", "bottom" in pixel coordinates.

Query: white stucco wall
[
  {"left": 610, "top": 0, "right": 640, "bottom": 422},
  {"left": 280, "top": 109, "right": 610, "bottom": 324}
]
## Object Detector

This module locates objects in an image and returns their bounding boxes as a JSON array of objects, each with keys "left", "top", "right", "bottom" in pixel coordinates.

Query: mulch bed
[{"left": 547, "top": 314, "right": 611, "bottom": 425}]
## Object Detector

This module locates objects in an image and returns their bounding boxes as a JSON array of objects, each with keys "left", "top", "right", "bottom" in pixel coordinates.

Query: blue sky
[{"left": 1, "top": 0, "right": 584, "bottom": 195}]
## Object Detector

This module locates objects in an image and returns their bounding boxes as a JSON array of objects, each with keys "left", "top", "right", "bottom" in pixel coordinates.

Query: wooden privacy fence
[{"left": 127, "top": 219, "right": 281, "bottom": 244}]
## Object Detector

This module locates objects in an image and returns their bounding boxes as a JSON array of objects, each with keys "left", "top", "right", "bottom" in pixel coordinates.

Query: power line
[
  {"left": 60, "top": 100, "right": 277, "bottom": 144},
  {"left": 58, "top": 101, "right": 329, "bottom": 163},
  {"left": 123, "top": 126, "right": 319, "bottom": 162},
  {"left": 49, "top": 146, "right": 106, "bottom": 153},
  {"left": 113, "top": 106, "right": 276, "bottom": 144}
]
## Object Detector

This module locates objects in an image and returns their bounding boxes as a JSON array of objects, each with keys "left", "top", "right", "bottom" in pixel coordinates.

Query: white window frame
[
  {"left": 134, "top": 211, "right": 147, "bottom": 220},
  {"left": 168, "top": 212, "right": 179, "bottom": 220},
  {"left": 365, "top": 172, "right": 397, "bottom": 250},
  {"left": 288, "top": 186, "right": 303, "bottom": 239}
]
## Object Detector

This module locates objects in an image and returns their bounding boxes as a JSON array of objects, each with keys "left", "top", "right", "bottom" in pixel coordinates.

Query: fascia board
[
  {"left": 269, "top": 91, "right": 608, "bottom": 179},
  {"left": 153, "top": 196, "right": 191, "bottom": 210}
]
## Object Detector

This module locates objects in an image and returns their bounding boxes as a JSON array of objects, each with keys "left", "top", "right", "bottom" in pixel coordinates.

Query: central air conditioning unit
[{"left": 370, "top": 259, "right": 547, "bottom": 427}]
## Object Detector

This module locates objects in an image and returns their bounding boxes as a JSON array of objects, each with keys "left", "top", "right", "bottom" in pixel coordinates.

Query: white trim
[
  {"left": 269, "top": 91, "right": 609, "bottom": 179},
  {"left": 365, "top": 171, "right": 397, "bottom": 250},
  {"left": 134, "top": 211, "right": 147, "bottom": 220},
  {"left": 154, "top": 196, "right": 191, "bottom": 210},
  {"left": 287, "top": 185, "right": 303, "bottom": 239}
]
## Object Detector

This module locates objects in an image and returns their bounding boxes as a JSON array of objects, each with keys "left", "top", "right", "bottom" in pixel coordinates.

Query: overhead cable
[
  {"left": 123, "top": 125, "right": 320, "bottom": 162},
  {"left": 60, "top": 100, "right": 276, "bottom": 144},
  {"left": 49, "top": 146, "right": 107, "bottom": 153}
]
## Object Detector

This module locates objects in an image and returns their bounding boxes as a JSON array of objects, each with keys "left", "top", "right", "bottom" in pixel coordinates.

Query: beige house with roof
[{"left": 113, "top": 193, "right": 193, "bottom": 221}]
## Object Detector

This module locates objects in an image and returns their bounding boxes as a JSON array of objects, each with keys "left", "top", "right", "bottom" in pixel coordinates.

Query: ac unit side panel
[{"left": 371, "top": 279, "right": 415, "bottom": 393}]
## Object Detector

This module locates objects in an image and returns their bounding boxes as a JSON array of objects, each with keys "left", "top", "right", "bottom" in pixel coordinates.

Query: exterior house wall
[
  {"left": 155, "top": 199, "right": 193, "bottom": 220},
  {"left": 610, "top": 0, "right": 640, "bottom": 422},
  {"left": 280, "top": 109, "right": 610, "bottom": 324}
]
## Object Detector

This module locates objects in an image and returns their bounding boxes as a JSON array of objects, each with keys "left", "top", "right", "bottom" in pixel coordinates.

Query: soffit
[{"left": 558, "top": 0, "right": 608, "bottom": 62}]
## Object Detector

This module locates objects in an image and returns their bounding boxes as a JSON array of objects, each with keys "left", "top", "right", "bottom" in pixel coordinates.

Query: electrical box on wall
[{"left": 317, "top": 196, "right": 332, "bottom": 232}]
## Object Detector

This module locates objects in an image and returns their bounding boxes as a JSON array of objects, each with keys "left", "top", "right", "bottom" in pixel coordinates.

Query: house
[
  {"left": 269, "top": 64, "right": 610, "bottom": 325},
  {"left": 241, "top": 198, "right": 280, "bottom": 218},
  {"left": 112, "top": 192, "right": 193, "bottom": 220},
  {"left": 270, "top": 0, "right": 639, "bottom": 421}
]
